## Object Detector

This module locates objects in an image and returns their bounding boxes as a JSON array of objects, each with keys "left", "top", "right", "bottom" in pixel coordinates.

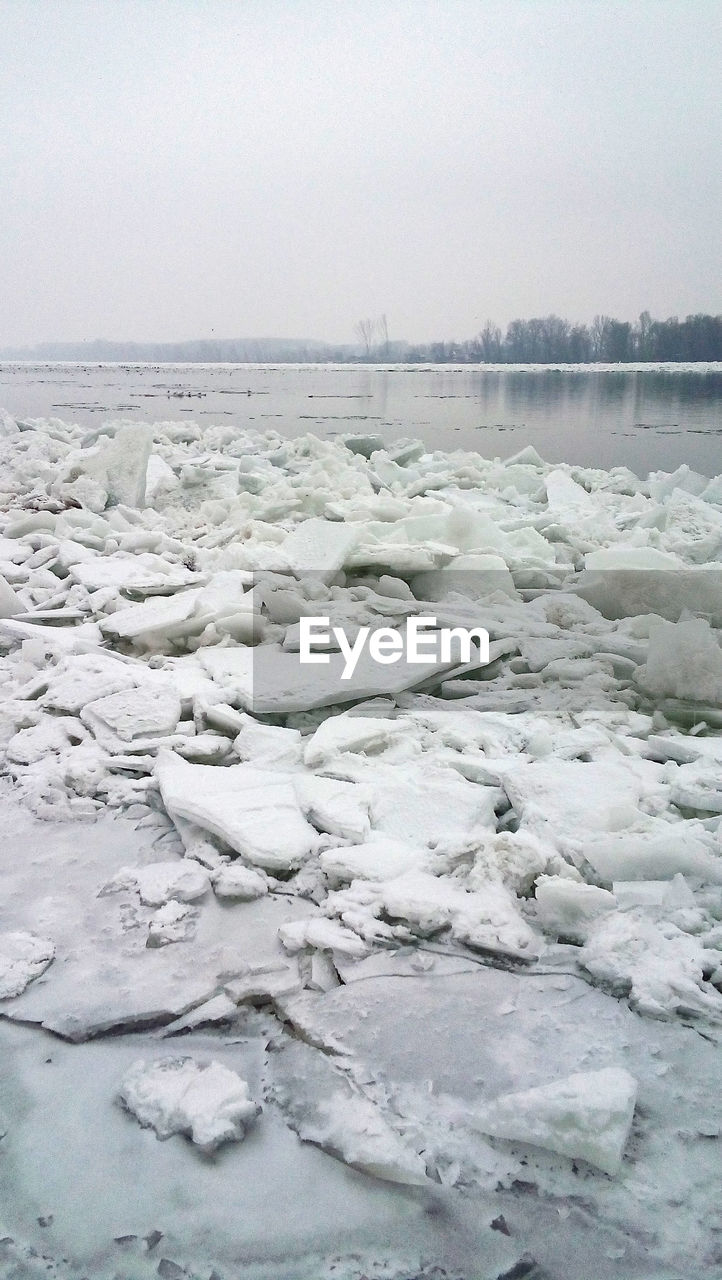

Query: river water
[{"left": 1, "top": 361, "right": 721, "bottom": 478}]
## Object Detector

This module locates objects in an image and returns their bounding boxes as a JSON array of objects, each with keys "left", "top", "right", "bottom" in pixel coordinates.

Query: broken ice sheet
[
  {"left": 2, "top": 411, "right": 722, "bottom": 1273},
  {"left": 155, "top": 751, "right": 319, "bottom": 871},
  {"left": 117, "top": 1056, "right": 260, "bottom": 1152},
  {"left": 69, "top": 553, "right": 196, "bottom": 594},
  {"left": 268, "top": 1037, "right": 428, "bottom": 1185},
  {"left": 146, "top": 901, "right": 199, "bottom": 947},
  {"left": 38, "top": 651, "right": 141, "bottom": 712}
]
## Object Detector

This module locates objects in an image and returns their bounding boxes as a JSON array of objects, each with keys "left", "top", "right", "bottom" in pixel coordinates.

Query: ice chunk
[
  {"left": 535, "top": 876, "right": 616, "bottom": 942},
  {"left": 6, "top": 716, "right": 85, "bottom": 765},
  {"left": 280, "top": 517, "right": 359, "bottom": 582},
  {"left": 583, "top": 828, "right": 722, "bottom": 885},
  {"left": 585, "top": 547, "right": 682, "bottom": 571},
  {"left": 278, "top": 917, "right": 370, "bottom": 958},
  {"left": 303, "top": 713, "right": 403, "bottom": 768},
  {"left": 301, "top": 1091, "right": 428, "bottom": 1185},
  {"left": 545, "top": 469, "right": 595, "bottom": 512},
  {"left": 224, "top": 963, "right": 302, "bottom": 1004},
  {"left": 0, "top": 573, "right": 22, "bottom": 618},
  {"left": 117, "top": 1057, "right": 260, "bottom": 1152},
  {"left": 375, "top": 573, "right": 414, "bottom": 599},
  {"left": 105, "top": 860, "right": 210, "bottom": 906},
  {"left": 379, "top": 871, "right": 541, "bottom": 959},
  {"left": 100, "top": 590, "right": 204, "bottom": 645},
  {"left": 412, "top": 553, "right": 517, "bottom": 602},
  {"left": 581, "top": 909, "right": 722, "bottom": 1018},
  {"left": 100, "top": 574, "right": 258, "bottom": 648},
  {"left": 145, "top": 452, "right": 177, "bottom": 502},
  {"left": 40, "top": 653, "right": 140, "bottom": 712},
  {"left": 342, "top": 433, "right": 385, "bottom": 458},
  {"left": 612, "top": 875, "right": 696, "bottom": 911},
  {"left": 0, "top": 931, "right": 55, "bottom": 999},
  {"left": 320, "top": 836, "right": 427, "bottom": 884},
  {"left": 233, "top": 717, "right": 303, "bottom": 767},
  {"left": 648, "top": 464, "right": 708, "bottom": 500},
  {"left": 476, "top": 1068, "right": 638, "bottom": 1176},
  {"left": 294, "top": 773, "right": 371, "bottom": 841},
  {"left": 67, "top": 423, "right": 153, "bottom": 508},
  {"left": 669, "top": 767, "right": 722, "bottom": 814},
  {"left": 504, "top": 444, "right": 545, "bottom": 467},
  {"left": 367, "top": 766, "right": 498, "bottom": 846},
  {"left": 469, "top": 830, "right": 568, "bottom": 896},
  {"left": 576, "top": 565, "right": 722, "bottom": 621},
  {"left": 156, "top": 752, "right": 318, "bottom": 871},
  {"left": 81, "top": 685, "right": 182, "bottom": 747},
  {"left": 498, "top": 759, "right": 648, "bottom": 841},
  {"left": 212, "top": 864, "right": 269, "bottom": 901},
  {"left": 71, "top": 554, "right": 196, "bottom": 594},
  {"left": 305, "top": 951, "right": 341, "bottom": 991},
  {"left": 0, "top": 616, "right": 103, "bottom": 654},
  {"left": 201, "top": 631, "right": 487, "bottom": 716},
  {"left": 636, "top": 617, "right": 722, "bottom": 706},
  {"left": 160, "top": 991, "right": 238, "bottom": 1032}
]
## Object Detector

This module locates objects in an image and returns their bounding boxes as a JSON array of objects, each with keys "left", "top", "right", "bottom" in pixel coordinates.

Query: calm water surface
[{"left": 1, "top": 362, "right": 721, "bottom": 478}]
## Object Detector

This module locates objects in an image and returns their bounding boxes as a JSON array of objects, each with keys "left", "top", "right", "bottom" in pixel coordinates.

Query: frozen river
[
  {"left": 2, "top": 360, "right": 721, "bottom": 476},
  {"left": 1, "top": 378, "right": 722, "bottom": 1279}
]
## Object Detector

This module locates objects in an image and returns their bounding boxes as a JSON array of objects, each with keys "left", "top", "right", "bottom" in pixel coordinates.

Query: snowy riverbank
[{"left": 1, "top": 411, "right": 721, "bottom": 1279}]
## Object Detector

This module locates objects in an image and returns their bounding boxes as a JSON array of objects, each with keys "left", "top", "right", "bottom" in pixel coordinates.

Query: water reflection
[{"left": 0, "top": 363, "right": 720, "bottom": 477}]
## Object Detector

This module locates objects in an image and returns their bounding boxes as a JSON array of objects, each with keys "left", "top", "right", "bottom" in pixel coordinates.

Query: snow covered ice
[
  {"left": 117, "top": 1056, "right": 260, "bottom": 1152},
  {"left": 1, "top": 409, "right": 722, "bottom": 1278},
  {"left": 0, "top": 930, "right": 54, "bottom": 998}
]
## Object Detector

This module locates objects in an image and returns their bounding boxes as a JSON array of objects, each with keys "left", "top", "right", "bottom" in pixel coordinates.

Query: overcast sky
[{"left": 1, "top": 0, "right": 720, "bottom": 346}]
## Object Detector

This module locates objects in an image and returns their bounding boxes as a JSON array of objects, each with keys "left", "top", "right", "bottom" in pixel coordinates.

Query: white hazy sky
[{"left": 1, "top": 0, "right": 720, "bottom": 346}]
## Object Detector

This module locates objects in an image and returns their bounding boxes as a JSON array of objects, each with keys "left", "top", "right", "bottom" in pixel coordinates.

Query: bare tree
[
  {"left": 478, "top": 320, "right": 502, "bottom": 362},
  {"left": 379, "top": 313, "right": 389, "bottom": 357},
  {"left": 354, "top": 318, "right": 377, "bottom": 358}
]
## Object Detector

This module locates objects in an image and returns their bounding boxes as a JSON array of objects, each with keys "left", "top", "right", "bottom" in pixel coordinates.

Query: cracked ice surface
[{"left": 0, "top": 411, "right": 722, "bottom": 1278}]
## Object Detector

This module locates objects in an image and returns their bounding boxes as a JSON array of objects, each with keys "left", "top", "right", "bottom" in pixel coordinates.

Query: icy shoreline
[{"left": 1, "top": 411, "right": 721, "bottom": 1278}]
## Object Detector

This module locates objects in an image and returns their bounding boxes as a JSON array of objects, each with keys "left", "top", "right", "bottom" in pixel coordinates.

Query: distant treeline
[
  {"left": 404, "top": 312, "right": 722, "bottom": 364},
  {"left": 2, "top": 312, "right": 721, "bottom": 364},
  {"left": 0, "top": 336, "right": 353, "bottom": 364}
]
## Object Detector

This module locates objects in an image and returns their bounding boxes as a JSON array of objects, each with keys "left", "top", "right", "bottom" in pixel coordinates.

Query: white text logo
[{"left": 298, "top": 615, "right": 490, "bottom": 680}]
